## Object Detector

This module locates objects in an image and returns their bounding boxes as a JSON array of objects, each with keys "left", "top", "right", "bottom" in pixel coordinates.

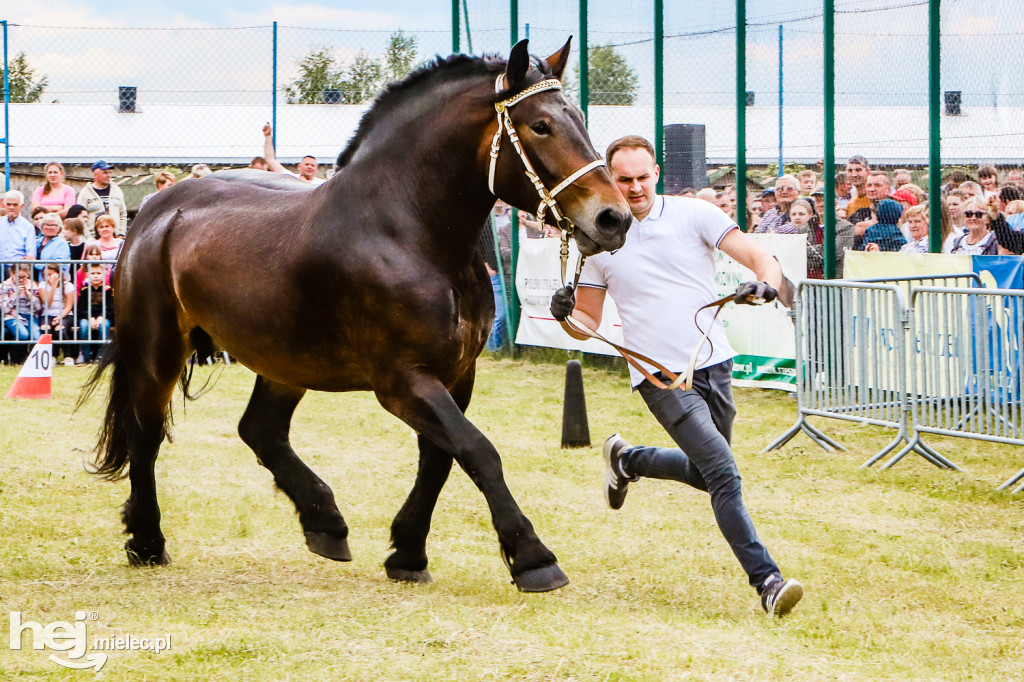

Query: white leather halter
[{"left": 487, "top": 74, "right": 606, "bottom": 237}]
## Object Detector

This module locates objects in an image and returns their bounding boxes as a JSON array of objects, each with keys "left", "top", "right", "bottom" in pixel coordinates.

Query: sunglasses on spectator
[{"left": 963, "top": 210, "right": 987, "bottom": 219}]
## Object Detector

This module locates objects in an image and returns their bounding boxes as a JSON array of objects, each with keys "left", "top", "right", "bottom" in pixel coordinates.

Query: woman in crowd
[
  {"left": 139, "top": 171, "right": 177, "bottom": 209},
  {"left": 63, "top": 217, "right": 87, "bottom": 261},
  {"left": 31, "top": 206, "right": 48, "bottom": 233},
  {"left": 38, "top": 263, "right": 75, "bottom": 344},
  {"left": 1, "top": 263, "right": 43, "bottom": 343},
  {"left": 30, "top": 162, "right": 77, "bottom": 219},
  {"left": 89, "top": 213, "right": 123, "bottom": 261},
  {"left": 950, "top": 196, "right": 999, "bottom": 255},
  {"left": 786, "top": 198, "right": 827, "bottom": 279},
  {"left": 35, "top": 213, "right": 70, "bottom": 277},
  {"left": 943, "top": 190, "right": 967, "bottom": 252},
  {"left": 899, "top": 205, "right": 930, "bottom": 253}
]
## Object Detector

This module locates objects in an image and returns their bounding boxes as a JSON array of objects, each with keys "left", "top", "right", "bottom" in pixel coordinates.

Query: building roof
[{"left": 4, "top": 101, "right": 1021, "bottom": 167}]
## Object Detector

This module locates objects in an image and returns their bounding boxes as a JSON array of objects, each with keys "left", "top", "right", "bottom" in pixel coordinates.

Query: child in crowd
[
  {"left": 38, "top": 263, "right": 76, "bottom": 344},
  {"left": 75, "top": 244, "right": 109, "bottom": 291},
  {"left": 76, "top": 263, "right": 114, "bottom": 364},
  {"left": 862, "top": 199, "right": 908, "bottom": 252}
]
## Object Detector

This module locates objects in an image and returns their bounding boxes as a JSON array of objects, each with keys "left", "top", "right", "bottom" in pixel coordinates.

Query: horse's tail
[{"left": 77, "top": 334, "right": 169, "bottom": 481}]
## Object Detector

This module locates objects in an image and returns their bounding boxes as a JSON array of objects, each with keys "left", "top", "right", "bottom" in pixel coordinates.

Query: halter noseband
[{"left": 487, "top": 74, "right": 606, "bottom": 237}]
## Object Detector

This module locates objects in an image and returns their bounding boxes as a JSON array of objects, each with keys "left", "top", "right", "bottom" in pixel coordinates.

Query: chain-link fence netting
[{"left": 3, "top": 3, "right": 1024, "bottom": 270}]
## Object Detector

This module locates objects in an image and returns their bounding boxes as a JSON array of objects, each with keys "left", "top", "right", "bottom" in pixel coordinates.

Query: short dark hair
[
  {"left": 301, "top": 155, "right": 317, "bottom": 163},
  {"left": 605, "top": 135, "right": 656, "bottom": 167},
  {"left": 1000, "top": 185, "right": 1024, "bottom": 203}
]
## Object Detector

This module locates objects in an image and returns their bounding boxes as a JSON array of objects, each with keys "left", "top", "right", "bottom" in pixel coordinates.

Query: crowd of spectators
[
  {"left": 0, "top": 124, "right": 336, "bottom": 364},
  {"left": 734, "top": 157, "right": 1024, "bottom": 276}
]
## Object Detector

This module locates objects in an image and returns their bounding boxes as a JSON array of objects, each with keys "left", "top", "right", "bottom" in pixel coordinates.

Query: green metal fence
[{"left": 2, "top": 1, "right": 1024, "bottom": 274}]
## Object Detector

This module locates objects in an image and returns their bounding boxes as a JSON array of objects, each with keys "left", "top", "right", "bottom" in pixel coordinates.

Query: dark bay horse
[{"left": 82, "top": 38, "right": 631, "bottom": 592}]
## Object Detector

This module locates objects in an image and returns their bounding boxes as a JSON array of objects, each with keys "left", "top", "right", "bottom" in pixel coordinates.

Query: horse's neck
[{"left": 341, "top": 80, "right": 496, "bottom": 246}]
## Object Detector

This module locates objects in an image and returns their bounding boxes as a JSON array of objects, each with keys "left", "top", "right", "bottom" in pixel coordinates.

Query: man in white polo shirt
[{"left": 550, "top": 135, "right": 803, "bottom": 617}]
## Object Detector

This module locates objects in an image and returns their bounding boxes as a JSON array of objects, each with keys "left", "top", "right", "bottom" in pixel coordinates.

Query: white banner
[{"left": 513, "top": 230, "right": 807, "bottom": 390}]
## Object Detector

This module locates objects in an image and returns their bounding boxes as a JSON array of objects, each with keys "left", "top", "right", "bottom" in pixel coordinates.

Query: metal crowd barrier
[
  {"left": 908, "top": 286, "right": 1024, "bottom": 493},
  {"left": 0, "top": 258, "right": 114, "bottom": 362},
  {"left": 764, "top": 275, "right": 1024, "bottom": 493},
  {"left": 762, "top": 280, "right": 958, "bottom": 470}
]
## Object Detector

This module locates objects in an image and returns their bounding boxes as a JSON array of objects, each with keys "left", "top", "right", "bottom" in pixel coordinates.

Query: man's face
[
  {"left": 800, "top": 175, "right": 816, "bottom": 194},
  {"left": 1008, "top": 170, "right": 1023, "bottom": 186},
  {"left": 865, "top": 174, "right": 890, "bottom": 201},
  {"left": 297, "top": 157, "right": 318, "bottom": 180},
  {"left": 814, "top": 195, "right": 826, "bottom": 216},
  {"left": 846, "top": 162, "right": 868, "bottom": 189},
  {"left": 4, "top": 198, "right": 22, "bottom": 220},
  {"left": 610, "top": 147, "right": 660, "bottom": 221},
  {"left": 894, "top": 172, "right": 911, "bottom": 187},
  {"left": 774, "top": 178, "right": 799, "bottom": 208},
  {"left": 961, "top": 184, "right": 979, "bottom": 200},
  {"left": 761, "top": 194, "right": 776, "bottom": 212},
  {"left": 92, "top": 168, "right": 111, "bottom": 187}
]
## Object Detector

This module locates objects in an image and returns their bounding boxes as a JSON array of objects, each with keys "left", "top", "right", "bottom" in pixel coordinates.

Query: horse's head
[{"left": 488, "top": 38, "right": 632, "bottom": 256}]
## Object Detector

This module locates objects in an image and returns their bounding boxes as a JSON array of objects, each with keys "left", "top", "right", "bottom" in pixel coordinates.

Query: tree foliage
[
  {"left": 2, "top": 52, "right": 48, "bottom": 103},
  {"left": 573, "top": 44, "right": 638, "bottom": 106},
  {"left": 285, "top": 32, "right": 419, "bottom": 105}
]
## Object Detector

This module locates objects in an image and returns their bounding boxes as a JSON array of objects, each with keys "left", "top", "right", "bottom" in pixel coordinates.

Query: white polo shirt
[{"left": 579, "top": 194, "right": 737, "bottom": 387}]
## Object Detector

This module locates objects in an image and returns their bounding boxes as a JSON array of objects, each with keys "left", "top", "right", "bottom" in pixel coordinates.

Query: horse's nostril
[{"left": 596, "top": 207, "right": 632, "bottom": 233}]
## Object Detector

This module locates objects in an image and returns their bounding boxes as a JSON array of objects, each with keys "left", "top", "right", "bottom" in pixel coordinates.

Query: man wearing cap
[
  {"left": 754, "top": 175, "right": 800, "bottom": 234},
  {"left": 760, "top": 188, "right": 777, "bottom": 215},
  {"left": 78, "top": 161, "right": 128, "bottom": 237}
]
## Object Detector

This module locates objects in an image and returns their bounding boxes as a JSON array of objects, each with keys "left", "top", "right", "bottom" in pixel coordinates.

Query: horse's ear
[
  {"left": 506, "top": 39, "right": 531, "bottom": 90},
  {"left": 545, "top": 37, "right": 572, "bottom": 81}
]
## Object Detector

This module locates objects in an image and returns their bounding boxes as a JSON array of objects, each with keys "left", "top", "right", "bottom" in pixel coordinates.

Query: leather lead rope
[{"left": 559, "top": 294, "right": 736, "bottom": 391}]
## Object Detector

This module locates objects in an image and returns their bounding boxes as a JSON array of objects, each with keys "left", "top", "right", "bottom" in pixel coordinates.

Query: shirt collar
[{"left": 640, "top": 194, "right": 666, "bottom": 223}]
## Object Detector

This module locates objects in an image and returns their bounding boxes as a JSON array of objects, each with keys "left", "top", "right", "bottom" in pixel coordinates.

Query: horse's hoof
[
  {"left": 305, "top": 532, "right": 352, "bottom": 561},
  {"left": 385, "top": 566, "right": 433, "bottom": 584},
  {"left": 125, "top": 542, "right": 171, "bottom": 567},
  {"left": 513, "top": 563, "right": 570, "bottom": 593}
]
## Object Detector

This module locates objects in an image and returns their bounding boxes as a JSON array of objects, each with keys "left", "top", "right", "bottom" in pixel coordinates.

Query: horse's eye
[{"left": 530, "top": 121, "right": 552, "bottom": 136}]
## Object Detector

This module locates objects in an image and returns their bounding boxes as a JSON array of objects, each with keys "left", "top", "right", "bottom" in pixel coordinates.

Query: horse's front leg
[{"left": 375, "top": 367, "right": 568, "bottom": 592}]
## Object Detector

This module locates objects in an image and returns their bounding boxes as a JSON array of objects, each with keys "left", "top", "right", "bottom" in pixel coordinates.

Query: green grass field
[{"left": 1, "top": 356, "right": 1022, "bottom": 680}]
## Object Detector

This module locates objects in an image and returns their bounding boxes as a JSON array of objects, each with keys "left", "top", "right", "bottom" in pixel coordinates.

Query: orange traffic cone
[{"left": 6, "top": 333, "right": 53, "bottom": 399}]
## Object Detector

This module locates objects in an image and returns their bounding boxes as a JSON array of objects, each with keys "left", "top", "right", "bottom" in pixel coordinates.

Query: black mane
[{"left": 335, "top": 51, "right": 555, "bottom": 170}]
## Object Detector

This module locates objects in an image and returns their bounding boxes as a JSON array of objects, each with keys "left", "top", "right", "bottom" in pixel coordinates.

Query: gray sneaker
[
  {"left": 760, "top": 575, "right": 803, "bottom": 617},
  {"left": 603, "top": 434, "right": 638, "bottom": 510}
]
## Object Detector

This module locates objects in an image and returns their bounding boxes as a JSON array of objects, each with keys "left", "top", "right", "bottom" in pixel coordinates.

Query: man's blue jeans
[
  {"left": 621, "top": 359, "right": 781, "bottom": 589},
  {"left": 486, "top": 273, "right": 507, "bottom": 351}
]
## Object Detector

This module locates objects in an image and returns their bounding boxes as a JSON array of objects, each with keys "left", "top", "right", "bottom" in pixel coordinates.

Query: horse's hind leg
[
  {"left": 238, "top": 376, "right": 350, "bottom": 561},
  {"left": 103, "top": 337, "right": 184, "bottom": 566}
]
